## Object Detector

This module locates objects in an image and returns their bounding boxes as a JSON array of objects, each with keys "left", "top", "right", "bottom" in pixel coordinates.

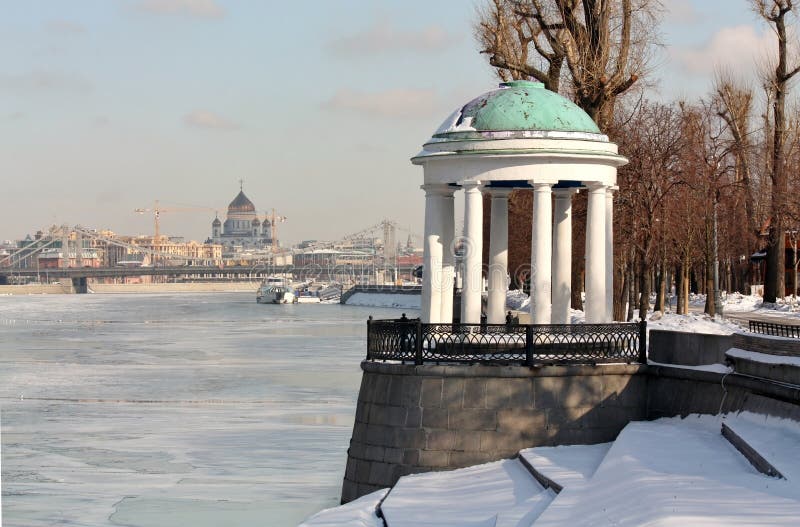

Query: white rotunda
[{"left": 412, "top": 80, "right": 628, "bottom": 325}]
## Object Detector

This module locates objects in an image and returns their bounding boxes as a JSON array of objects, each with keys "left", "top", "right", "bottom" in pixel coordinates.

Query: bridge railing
[
  {"left": 366, "top": 318, "right": 647, "bottom": 366},
  {"left": 748, "top": 320, "right": 800, "bottom": 339}
]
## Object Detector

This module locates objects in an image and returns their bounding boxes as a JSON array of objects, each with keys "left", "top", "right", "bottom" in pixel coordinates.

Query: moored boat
[{"left": 256, "top": 284, "right": 296, "bottom": 304}]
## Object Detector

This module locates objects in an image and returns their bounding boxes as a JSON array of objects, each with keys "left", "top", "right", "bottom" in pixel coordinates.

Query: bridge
[{"left": 0, "top": 264, "right": 419, "bottom": 291}]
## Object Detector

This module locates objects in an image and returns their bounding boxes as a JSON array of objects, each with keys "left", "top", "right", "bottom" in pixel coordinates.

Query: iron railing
[
  {"left": 366, "top": 318, "right": 647, "bottom": 365},
  {"left": 749, "top": 320, "right": 800, "bottom": 339}
]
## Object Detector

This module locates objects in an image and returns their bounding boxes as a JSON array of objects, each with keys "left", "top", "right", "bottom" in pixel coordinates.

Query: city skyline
[{"left": 1, "top": 0, "right": 772, "bottom": 244}]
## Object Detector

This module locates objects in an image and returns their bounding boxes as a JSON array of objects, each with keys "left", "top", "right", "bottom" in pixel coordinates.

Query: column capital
[
  {"left": 421, "top": 183, "right": 456, "bottom": 197},
  {"left": 529, "top": 181, "right": 554, "bottom": 191},
  {"left": 459, "top": 180, "right": 483, "bottom": 191}
]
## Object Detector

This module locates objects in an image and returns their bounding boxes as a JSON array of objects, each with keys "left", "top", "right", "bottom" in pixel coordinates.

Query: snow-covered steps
[
  {"left": 722, "top": 422, "right": 784, "bottom": 478},
  {"left": 721, "top": 412, "right": 800, "bottom": 483},
  {"left": 726, "top": 347, "right": 800, "bottom": 386},
  {"left": 533, "top": 416, "right": 800, "bottom": 526},
  {"left": 379, "top": 458, "right": 552, "bottom": 527},
  {"left": 518, "top": 442, "right": 611, "bottom": 493},
  {"left": 298, "top": 489, "right": 387, "bottom": 527}
]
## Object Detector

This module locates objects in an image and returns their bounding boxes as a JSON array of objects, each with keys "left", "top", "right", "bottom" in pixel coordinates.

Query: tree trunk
[
  {"left": 638, "top": 254, "right": 649, "bottom": 319},
  {"left": 614, "top": 259, "right": 628, "bottom": 321},
  {"left": 654, "top": 261, "right": 666, "bottom": 312},
  {"left": 764, "top": 228, "right": 784, "bottom": 302},
  {"left": 627, "top": 262, "right": 636, "bottom": 321}
]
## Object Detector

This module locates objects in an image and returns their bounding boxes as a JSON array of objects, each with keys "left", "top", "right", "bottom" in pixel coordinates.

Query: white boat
[
  {"left": 256, "top": 277, "right": 296, "bottom": 304},
  {"left": 257, "top": 284, "right": 296, "bottom": 304}
]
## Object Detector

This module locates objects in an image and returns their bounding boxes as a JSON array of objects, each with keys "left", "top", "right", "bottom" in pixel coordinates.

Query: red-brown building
[{"left": 38, "top": 248, "right": 102, "bottom": 269}]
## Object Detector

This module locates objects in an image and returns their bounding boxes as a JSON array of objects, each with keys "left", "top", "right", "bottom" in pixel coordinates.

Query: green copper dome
[{"left": 433, "top": 80, "right": 601, "bottom": 138}]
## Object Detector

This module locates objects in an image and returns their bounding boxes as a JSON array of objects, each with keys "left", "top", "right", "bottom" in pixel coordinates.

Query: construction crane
[
  {"left": 134, "top": 200, "right": 217, "bottom": 264},
  {"left": 134, "top": 200, "right": 218, "bottom": 240}
]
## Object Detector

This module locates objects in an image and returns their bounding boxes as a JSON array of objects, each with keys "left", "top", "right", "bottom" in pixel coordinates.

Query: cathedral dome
[{"left": 228, "top": 190, "right": 256, "bottom": 214}]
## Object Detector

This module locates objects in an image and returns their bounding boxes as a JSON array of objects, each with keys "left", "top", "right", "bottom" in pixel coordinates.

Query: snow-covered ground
[
  {"left": 305, "top": 413, "right": 800, "bottom": 526},
  {"left": 507, "top": 290, "right": 798, "bottom": 335},
  {"left": 694, "top": 292, "right": 800, "bottom": 317}
]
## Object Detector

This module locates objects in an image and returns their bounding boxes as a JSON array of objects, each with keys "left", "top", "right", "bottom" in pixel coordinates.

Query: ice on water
[{"left": 0, "top": 293, "right": 409, "bottom": 526}]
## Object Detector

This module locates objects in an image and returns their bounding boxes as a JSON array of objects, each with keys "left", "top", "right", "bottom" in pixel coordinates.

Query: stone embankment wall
[
  {"left": 90, "top": 282, "right": 259, "bottom": 293},
  {"left": 341, "top": 329, "right": 800, "bottom": 503},
  {"left": 0, "top": 284, "right": 74, "bottom": 295},
  {"left": 0, "top": 282, "right": 259, "bottom": 295},
  {"left": 341, "top": 362, "right": 646, "bottom": 502}
]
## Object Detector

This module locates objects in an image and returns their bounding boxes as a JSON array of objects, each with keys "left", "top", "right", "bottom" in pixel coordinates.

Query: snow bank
[
  {"left": 722, "top": 292, "right": 800, "bottom": 318},
  {"left": 380, "top": 458, "right": 552, "bottom": 527},
  {"left": 534, "top": 415, "right": 800, "bottom": 526},
  {"left": 645, "top": 311, "right": 741, "bottom": 335},
  {"left": 519, "top": 443, "right": 611, "bottom": 489},
  {"left": 506, "top": 289, "right": 530, "bottom": 311},
  {"left": 298, "top": 488, "right": 386, "bottom": 527},
  {"left": 345, "top": 292, "right": 421, "bottom": 310}
]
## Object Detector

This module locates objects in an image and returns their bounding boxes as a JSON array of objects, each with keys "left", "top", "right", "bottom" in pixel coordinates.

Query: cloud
[
  {"left": 322, "top": 88, "right": 440, "bottom": 119},
  {"left": 183, "top": 110, "right": 240, "bottom": 130},
  {"left": 664, "top": 0, "right": 700, "bottom": 24},
  {"left": 672, "top": 25, "right": 776, "bottom": 75},
  {"left": 135, "top": 0, "right": 225, "bottom": 19},
  {"left": 0, "top": 71, "right": 92, "bottom": 95},
  {"left": 46, "top": 19, "right": 87, "bottom": 35},
  {"left": 328, "top": 19, "right": 457, "bottom": 58}
]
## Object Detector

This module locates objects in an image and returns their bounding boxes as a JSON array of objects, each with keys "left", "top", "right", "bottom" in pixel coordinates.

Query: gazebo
[{"left": 411, "top": 80, "right": 628, "bottom": 325}]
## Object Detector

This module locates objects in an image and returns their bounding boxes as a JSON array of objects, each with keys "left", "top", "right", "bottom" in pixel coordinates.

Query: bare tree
[
  {"left": 615, "top": 101, "right": 684, "bottom": 318},
  {"left": 475, "top": 0, "right": 661, "bottom": 128},
  {"left": 752, "top": 0, "right": 800, "bottom": 302}
]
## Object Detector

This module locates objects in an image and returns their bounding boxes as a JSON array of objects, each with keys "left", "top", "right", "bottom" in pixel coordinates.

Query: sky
[{"left": 0, "top": 0, "right": 783, "bottom": 245}]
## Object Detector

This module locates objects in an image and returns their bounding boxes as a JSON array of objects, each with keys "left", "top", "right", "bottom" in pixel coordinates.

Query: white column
[
  {"left": 531, "top": 182, "right": 553, "bottom": 324},
  {"left": 420, "top": 184, "right": 449, "bottom": 323},
  {"left": 552, "top": 189, "right": 575, "bottom": 324},
  {"left": 585, "top": 183, "right": 608, "bottom": 323},
  {"left": 461, "top": 181, "right": 484, "bottom": 324},
  {"left": 487, "top": 188, "right": 511, "bottom": 324},
  {"left": 605, "top": 187, "right": 615, "bottom": 321},
  {"left": 439, "top": 188, "right": 456, "bottom": 323}
]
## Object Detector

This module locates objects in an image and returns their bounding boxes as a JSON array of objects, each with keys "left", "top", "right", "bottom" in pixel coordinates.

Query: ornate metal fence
[
  {"left": 749, "top": 320, "right": 800, "bottom": 339},
  {"left": 366, "top": 318, "right": 647, "bottom": 365}
]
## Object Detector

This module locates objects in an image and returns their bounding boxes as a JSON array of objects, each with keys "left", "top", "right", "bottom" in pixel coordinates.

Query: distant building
[
  {"left": 212, "top": 187, "right": 274, "bottom": 250},
  {"left": 38, "top": 248, "right": 101, "bottom": 269},
  {"left": 103, "top": 235, "right": 222, "bottom": 267}
]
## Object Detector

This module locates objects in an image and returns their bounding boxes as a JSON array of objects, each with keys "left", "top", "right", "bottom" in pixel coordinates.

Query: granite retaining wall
[
  {"left": 340, "top": 361, "right": 647, "bottom": 502},
  {"left": 648, "top": 329, "right": 733, "bottom": 366}
]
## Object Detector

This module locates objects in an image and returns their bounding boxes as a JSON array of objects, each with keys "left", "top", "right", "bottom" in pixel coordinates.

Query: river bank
[{"left": 0, "top": 281, "right": 261, "bottom": 295}]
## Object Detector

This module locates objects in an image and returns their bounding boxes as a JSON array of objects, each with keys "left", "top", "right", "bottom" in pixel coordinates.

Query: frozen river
[{"left": 0, "top": 292, "right": 409, "bottom": 526}]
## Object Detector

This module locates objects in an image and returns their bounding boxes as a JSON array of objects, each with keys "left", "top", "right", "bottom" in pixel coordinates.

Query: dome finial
[{"left": 239, "top": 178, "right": 243, "bottom": 191}]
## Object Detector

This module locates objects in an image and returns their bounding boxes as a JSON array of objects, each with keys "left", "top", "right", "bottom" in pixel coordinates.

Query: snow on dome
[{"left": 432, "top": 80, "right": 603, "bottom": 140}]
